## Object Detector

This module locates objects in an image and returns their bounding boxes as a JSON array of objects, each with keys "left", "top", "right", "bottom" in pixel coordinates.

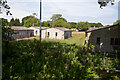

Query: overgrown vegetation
[{"left": 2, "top": 39, "right": 120, "bottom": 80}]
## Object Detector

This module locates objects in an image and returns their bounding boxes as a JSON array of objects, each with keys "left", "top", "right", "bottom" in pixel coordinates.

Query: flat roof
[
  {"left": 10, "top": 26, "right": 34, "bottom": 31},
  {"left": 52, "top": 27, "right": 72, "bottom": 31}
]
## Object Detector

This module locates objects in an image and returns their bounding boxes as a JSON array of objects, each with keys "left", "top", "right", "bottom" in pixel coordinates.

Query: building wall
[
  {"left": 29, "top": 27, "right": 40, "bottom": 36},
  {"left": 64, "top": 31, "right": 72, "bottom": 39},
  {"left": 12, "top": 30, "right": 34, "bottom": 39},
  {"left": 41, "top": 29, "right": 47, "bottom": 38},
  {"left": 86, "top": 25, "right": 120, "bottom": 52},
  {"left": 46, "top": 28, "right": 64, "bottom": 40},
  {"left": 34, "top": 29, "right": 39, "bottom": 36}
]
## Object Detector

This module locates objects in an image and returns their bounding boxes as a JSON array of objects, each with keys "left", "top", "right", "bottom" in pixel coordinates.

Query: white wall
[{"left": 46, "top": 28, "right": 64, "bottom": 40}]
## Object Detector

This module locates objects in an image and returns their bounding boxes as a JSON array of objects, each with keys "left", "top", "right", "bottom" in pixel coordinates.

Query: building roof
[
  {"left": 86, "top": 24, "right": 119, "bottom": 33},
  {"left": 30, "top": 26, "right": 49, "bottom": 30},
  {"left": 29, "top": 26, "right": 72, "bottom": 31},
  {"left": 10, "top": 26, "right": 34, "bottom": 31},
  {"left": 52, "top": 27, "right": 72, "bottom": 31}
]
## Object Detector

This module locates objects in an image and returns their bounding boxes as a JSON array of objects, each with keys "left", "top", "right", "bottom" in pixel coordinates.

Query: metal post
[
  {"left": 104, "top": 52, "right": 105, "bottom": 66},
  {"left": 39, "top": 0, "right": 42, "bottom": 42}
]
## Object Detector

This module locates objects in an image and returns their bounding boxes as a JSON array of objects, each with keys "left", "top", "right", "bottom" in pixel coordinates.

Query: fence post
[{"left": 104, "top": 52, "right": 105, "bottom": 66}]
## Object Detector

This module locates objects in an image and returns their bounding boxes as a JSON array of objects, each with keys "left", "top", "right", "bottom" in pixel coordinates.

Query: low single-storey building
[
  {"left": 9, "top": 26, "right": 72, "bottom": 40},
  {"left": 29, "top": 26, "right": 49, "bottom": 36},
  {"left": 10, "top": 26, "right": 34, "bottom": 39},
  {"left": 44, "top": 27, "right": 72, "bottom": 40},
  {"left": 85, "top": 24, "right": 120, "bottom": 52},
  {"left": 29, "top": 27, "right": 72, "bottom": 40}
]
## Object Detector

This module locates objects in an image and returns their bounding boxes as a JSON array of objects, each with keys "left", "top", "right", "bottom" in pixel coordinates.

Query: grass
[{"left": 36, "top": 31, "right": 85, "bottom": 46}]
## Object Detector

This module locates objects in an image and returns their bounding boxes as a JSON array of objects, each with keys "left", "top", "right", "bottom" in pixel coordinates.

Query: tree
[
  {"left": 9, "top": 18, "right": 21, "bottom": 26},
  {"left": 113, "top": 20, "right": 120, "bottom": 25},
  {"left": 98, "top": 0, "right": 115, "bottom": 9},
  {"left": 42, "top": 21, "right": 52, "bottom": 27},
  {"left": 51, "top": 14, "right": 62, "bottom": 21},
  {"left": 76, "top": 22, "right": 90, "bottom": 31},
  {"left": 0, "top": 0, "right": 12, "bottom": 15},
  {"left": 69, "top": 22, "right": 77, "bottom": 28},
  {"left": 50, "top": 14, "right": 70, "bottom": 28},
  {"left": 89, "top": 23, "right": 103, "bottom": 27},
  {"left": 51, "top": 18, "right": 70, "bottom": 28},
  {"left": 0, "top": 18, "right": 8, "bottom": 26},
  {"left": 22, "top": 16, "right": 33, "bottom": 25},
  {"left": 9, "top": 18, "right": 15, "bottom": 26},
  {"left": 14, "top": 18, "right": 21, "bottom": 26},
  {"left": 23, "top": 16, "right": 40, "bottom": 27}
]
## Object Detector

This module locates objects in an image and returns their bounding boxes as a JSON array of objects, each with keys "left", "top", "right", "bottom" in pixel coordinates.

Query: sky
[{"left": 0, "top": 0, "right": 119, "bottom": 26}]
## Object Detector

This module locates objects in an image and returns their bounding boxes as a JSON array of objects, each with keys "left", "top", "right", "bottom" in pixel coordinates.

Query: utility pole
[{"left": 39, "top": 0, "right": 42, "bottom": 42}]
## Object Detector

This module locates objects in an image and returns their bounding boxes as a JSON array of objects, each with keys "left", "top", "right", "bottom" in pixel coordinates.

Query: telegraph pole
[{"left": 39, "top": 0, "right": 42, "bottom": 42}]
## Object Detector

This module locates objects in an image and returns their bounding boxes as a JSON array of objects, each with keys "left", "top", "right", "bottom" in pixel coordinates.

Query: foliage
[
  {"left": 23, "top": 16, "right": 40, "bottom": 27},
  {"left": 76, "top": 22, "right": 90, "bottom": 31},
  {"left": 1, "top": 14, "right": 103, "bottom": 30},
  {"left": 98, "top": 0, "right": 115, "bottom": 9},
  {"left": 89, "top": 23, "right": 103, "bottom": 27},
  {"left": 2, "top": 26, "right": 15, "bottom": 41},
  {"left": 0, "top": 0, "right": 12, "bottom": 15},
  {"left": 69, "top": 22, "right": 77, "bottom": 28},
  {"left": 9, "top": 18, "right": 21, "bottom": 26},
  {"left": 113, "top": 20, "right": 120, "bottom": 25},
  {"left": 50, "top": 14, "right": 70, "bottom": 28},
  {"left": 0, "top": 18, "right": 8, "bottom": 26},
  {"left": 51, "top": 14, "right": 63, "bottom": 21},
  {"left": 2, "top": 39, "right": 120, "bottom": 79},
  {"left": 22, "top": 15, "right": 39, "bottom": 27},
  {"left": 42, "top": 21, "right": 52, "bottom": 27},
  {"left": 52, "top": 19, "right": 70, "bottom": 28}
]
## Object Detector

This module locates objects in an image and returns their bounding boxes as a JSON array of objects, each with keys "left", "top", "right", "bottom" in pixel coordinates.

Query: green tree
[
  {"left": 23, "top": 16, "right": 39, "bottom": 27},
  {"left": 0, "top": 18, "right": 8, "bottom": 26},
  {"left": 76, "top": 22, "right": 90, "bottom": 31},
  {"left": 9, "top": 18, "right": 21, "bottom": 26},
  {"left": 113, "top": 20, "right": 120, "bottom": 25},
  {"left": 51, "top": 14, "right": 70, "bottom": 28},
  {"left": 42, "top": 21, "right": 52, "bottom": 27},
  {"left": 69, "top": 22, "right": 77, "bottom": 28},
  {"left": 22, "top": 16, "right": 33, "bottom": 25},
  {"left": 51, "top": 14, "right": 62, "bottom": 21},
  {"left": 52, "top": 19, "right": 70, "bottom": 28},
  {"left": 9, "top": 18, "right": 15, "bottom": 26},
  {"left": 89, "top": 23, "right": 103, "bottom": 28},
  {"left": 14, "top": 18, "right": 21, "bottom": 26}
]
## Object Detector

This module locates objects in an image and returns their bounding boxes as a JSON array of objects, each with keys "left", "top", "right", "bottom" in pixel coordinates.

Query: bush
[{"left": 2, "top": 39, "right": 120, "bottom": 79}]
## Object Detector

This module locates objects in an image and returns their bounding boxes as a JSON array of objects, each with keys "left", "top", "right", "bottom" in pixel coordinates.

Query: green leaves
[
  {"left": 23, "top": 16, "right": 40, "bottom": 27},
  {"left": 9, "top": 18, "right": 21, "bottom": 26},
  {"left": 2, "top": 39, "right": 120, "bottom": 79}
]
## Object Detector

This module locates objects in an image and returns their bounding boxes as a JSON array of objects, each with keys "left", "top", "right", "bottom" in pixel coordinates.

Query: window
[
  {"left": 96, "top": 37, "right": 100, "bottom": 45},
  {"left": 115, "top": 38, "right": 120, "bottom": 45},
  {"left": 55, "top": 32, "right": 58, "bottom": 37},
  {"left": 110, "top": 38, "right": 120, "bottom": 45},
  {"left": 36, "top": 30, "right": 38, "bottom": 35},
  {"left": 110, "top": 38, "right": 114, "bottom": 45},
  {"left": 17, "top": 32, "right": 19, "bottom": 35},
  {"left": 47, "top": 32, "right": 50, "bottom": 37}
]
